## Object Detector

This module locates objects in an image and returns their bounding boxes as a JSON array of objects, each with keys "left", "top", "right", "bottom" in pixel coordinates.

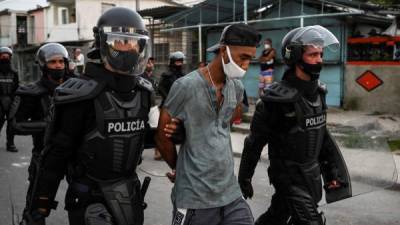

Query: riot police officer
[
  {"left": 158, "top": 51, "right": 185, "bottom": 107},
  {"left": 12, "top": 43, "right": 71, "bottom": 221},
  {"left": 238, "top": 25, "right": 349, "bottom": 225},
  {"left": 0, "top": 47, "right": 18, "bottom": 152},
  {"left": 26, "top": 7, "right": 153, "bottom": 225}
]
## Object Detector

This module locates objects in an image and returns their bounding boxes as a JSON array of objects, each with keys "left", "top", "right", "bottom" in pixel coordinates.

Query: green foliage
[
  {"left": 388, "top": 139, "right": 400, "bottom": 152},
  {"left": 359, "top": 0, "right": 397, "bottom": 6}
]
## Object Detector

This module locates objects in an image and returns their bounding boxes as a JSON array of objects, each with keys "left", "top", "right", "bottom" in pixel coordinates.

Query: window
[
  {"left": 102, "top": 3, "right": 115, "bottom": 14},
  {"left": 154, "top": 43, "right": 169, "bottom": 63},
  {"left": 58, "top": 7, "right": 69, "bottom": 25},
  {"left": 61, "top": 9, "right": 68, "bottom": 24},
  {"left": 30, "top": 15, "right": 35, "bottom": 42}
]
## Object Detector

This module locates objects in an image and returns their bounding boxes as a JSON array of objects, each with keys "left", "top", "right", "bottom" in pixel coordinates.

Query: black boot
[
  {"left": 7, "top": 144, "right": 18, "bottom": 152},
  {"left": 6, "top": 128, "right": 17, "bottom": 152}
]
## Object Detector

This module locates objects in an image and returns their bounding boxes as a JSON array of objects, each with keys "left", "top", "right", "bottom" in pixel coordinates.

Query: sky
[{"left": 0, "top": 0, "right": 48, "bottom": 11}]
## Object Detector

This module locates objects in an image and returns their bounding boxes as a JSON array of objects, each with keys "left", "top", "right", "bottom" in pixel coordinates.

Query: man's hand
[
  {"left": 239, "top": 179, "right": 254, "bottom": 199},
  {"left": 166, "top": 169, "right": 176, "bottom": 183}
]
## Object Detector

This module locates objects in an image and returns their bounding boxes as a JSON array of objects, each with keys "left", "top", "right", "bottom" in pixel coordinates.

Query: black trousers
[
  {"left": 0, "top": 96, "right": 14, "bottom": 146},
  {"left": 257, "top": 161, "right": 324, "bottom": 225}
]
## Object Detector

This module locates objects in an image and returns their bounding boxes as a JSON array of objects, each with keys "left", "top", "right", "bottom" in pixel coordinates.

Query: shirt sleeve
[
  {"left": 164, "top": 80, "right": 187, "bottom": 121},
  {"left": 233, "top": 79, "right": 244, "bottom": 104}
]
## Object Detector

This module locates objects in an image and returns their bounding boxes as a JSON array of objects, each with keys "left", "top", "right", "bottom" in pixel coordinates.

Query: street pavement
[{"left": 0, "top": 122, "right": 399, "bottom": 225}]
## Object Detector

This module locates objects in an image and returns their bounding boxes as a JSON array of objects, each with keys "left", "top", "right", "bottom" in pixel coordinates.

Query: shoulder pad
[
  {"left": 261, "top": 81, "right": 300, "bottom": 103},
  {"left": 318, "top": 80, "right": 328, "bottom": 94},
  {"left": 15, "top": 82, "right": 47, "bottom": 96},
  {"left": 136, "top": 76, "right": 154, "bottom": 92},
  {"left": 54, "top": 77, "right": 104, "bottom": 104}
]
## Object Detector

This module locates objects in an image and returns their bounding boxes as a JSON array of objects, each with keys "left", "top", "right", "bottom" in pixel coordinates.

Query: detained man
[{"left": 156, "top": 23, "right": 261, "bottom": 225}]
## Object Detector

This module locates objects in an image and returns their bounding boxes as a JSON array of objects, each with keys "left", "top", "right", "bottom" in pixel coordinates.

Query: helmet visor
[
  {"left": 43, "top": 48, "right": 68, "bottom": 62},
  {"left": 37, "top": 43, "right": 69, "bottom": 67},
  {"left": 106, "top": 33, "right": 148, "bottom": 53},
  {"left": 291, "top": 25, "right": 340, "bottom": 52},
  {"left": 104, "top": 31, "right": 151, "bottom": 76}
]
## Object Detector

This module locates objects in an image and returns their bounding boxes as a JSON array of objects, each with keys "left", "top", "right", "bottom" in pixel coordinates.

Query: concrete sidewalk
[{"left": 230, "top": 109, "right": 400, "bottom": 183}]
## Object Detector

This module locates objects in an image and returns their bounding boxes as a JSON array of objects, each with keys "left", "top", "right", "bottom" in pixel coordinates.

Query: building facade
[{"left": 163, "top": 0, "right": 396, "bottom": 108}]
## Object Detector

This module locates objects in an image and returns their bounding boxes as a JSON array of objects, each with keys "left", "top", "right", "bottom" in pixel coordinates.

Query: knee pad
[
  {"left": 85, "top": 203, "right": 114, "bottom": 225},
  {"left": 286, "top": 186, "right": 324, "bottom": 225}
]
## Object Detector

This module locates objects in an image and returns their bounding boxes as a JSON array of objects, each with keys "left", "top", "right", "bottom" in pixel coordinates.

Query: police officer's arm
[
  {"left": 13, "top": 71, "right": 19, "bottom": 93},
  {"left": 238, "top": 100, "right": 276, "bottom": 198},
  {"left": 319, "top": 129, "right": 340, "bottom": 185},
  {"left": 239, "top": 101, "right": 275, "bottom": 181},
  {"left": 34, "top": 101, "right": 92, "bottom": 216},
  {"left": 157, "top": 74, "right": 170, "bottom": 99}
]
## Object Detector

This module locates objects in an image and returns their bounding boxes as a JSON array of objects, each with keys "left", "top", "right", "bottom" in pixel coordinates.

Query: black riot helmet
[
  {"left": 36, "top": 43, "right": 69, "bottom": 68},
  {"left": 93, "top": 7, "right": 150, "bottom": 75},
  {"left": 36, "top": 43, "right": 69, "bottom": 81},
  {"left": 281, "top": 25, "right": 339, "bottom": 66},
  {"left": 169, "top": 51, "right": 185, "bottom": 65},
  {"left": 0, "top": 47, "right": 13, "bottom": 57}
]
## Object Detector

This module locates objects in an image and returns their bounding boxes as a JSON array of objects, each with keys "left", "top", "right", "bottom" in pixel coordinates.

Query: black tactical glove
[
  {"left": 171, "top": 124, "right": 185, "bottom": 144},
  {"left": 239, "top": 179, "right": 254, "bottom": 199},
  {"left": 20, "top": 210, "right": 45, "bottom": 225}
]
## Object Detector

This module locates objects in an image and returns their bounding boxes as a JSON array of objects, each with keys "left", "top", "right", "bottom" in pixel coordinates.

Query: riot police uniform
[
  {"left": 238, "top": 26, "right": 350, "bottom": 225},
  {"left": 158, "top": 51, "right": 185, "bottom": 107},
  {"left": 0, "top": 47, "right": 19, "bottom": 152},
  {"left": 27, "top": 7, "right": 153, "bottom": 225},
  {"left": 13, "top": 43, "right": 72, "bottom": 220}
]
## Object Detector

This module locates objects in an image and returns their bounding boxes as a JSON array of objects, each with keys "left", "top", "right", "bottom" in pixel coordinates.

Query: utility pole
[
  {"left": 136, "top": 0, "right": 140, "bottom": 11},
  {"left": 244, "top": 0, "right": 248, "bottom": 24}
]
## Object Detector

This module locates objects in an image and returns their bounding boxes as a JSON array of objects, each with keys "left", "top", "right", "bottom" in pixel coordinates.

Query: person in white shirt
[{"left": 73, "top": 48, "right": 85, "bottom": 75}]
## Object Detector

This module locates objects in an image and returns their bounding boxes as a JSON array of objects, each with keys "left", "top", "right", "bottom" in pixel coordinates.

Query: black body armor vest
[
  {"left": 0, "top": 70, "right": 16, "bottom": 95},
  {"left": 54, "top": 63, "right": 153, "bottom": 182},
  {"left": 9, "top": 81, "right": 51, "bottom": 135},
  {"left": 263, "top": 80, "right": 327, "bottom": 163},
  {"left": 78, "top": 90, "right": 149, "bottom": 181},
  {"left": 280, "top": 94, "right": 326, "bottom": 162}
]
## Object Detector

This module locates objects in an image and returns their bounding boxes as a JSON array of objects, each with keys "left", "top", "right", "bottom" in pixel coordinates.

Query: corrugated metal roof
[
  {"left": 0, "top": 0, "right": 48, "bottom": 12},
  {"left": 164, "top": 0, "right": 391, "bottom": 30},
  {"left": 138, "top": 5, "right": 188, "bottom": 19},
  {"left": 165, "top": 0, "right": 261, "bottom": 25},
  {"left": 173, "top": 0, "right": 205, "bottom": 7}
]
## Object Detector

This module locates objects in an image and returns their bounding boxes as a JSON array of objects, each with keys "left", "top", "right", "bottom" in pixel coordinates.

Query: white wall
[
  {"left": 9, "top": 12, "right": 17, "bottom": 45},
  {"left": 0, "top": 14, "right": 12, "bottom": 46},
  {"left": 76, "top": 0, "right": 176, "bottom": 41},
  {"left": 43, "top": 0, "right": 179, "bottom": 42}
]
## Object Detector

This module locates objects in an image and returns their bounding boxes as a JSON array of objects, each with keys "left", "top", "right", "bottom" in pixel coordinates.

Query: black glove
[
  {"left": 171, "top": 122, "right": 185, "bottom": 144},
  {"left": 239, "top": 179, "right": 254, "bottom": 199},
  {"left": 29, "top": 196, "right": 57, "bottom": 220},
  {"left": 20, "top": 210, "right": 45, "bottom": 225}
]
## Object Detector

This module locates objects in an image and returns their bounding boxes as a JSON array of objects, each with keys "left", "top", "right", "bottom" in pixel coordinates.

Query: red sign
[{"left": 356, "top": 70, "right": 383, "bottom": 92}]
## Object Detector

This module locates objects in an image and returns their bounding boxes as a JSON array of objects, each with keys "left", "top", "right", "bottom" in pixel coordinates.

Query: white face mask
[
  {"left": 264, "top": 44, "right": 271, "bottom": 49},
  {"left": 221, "top": 46, "right": 246, "bottom": 79}
]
